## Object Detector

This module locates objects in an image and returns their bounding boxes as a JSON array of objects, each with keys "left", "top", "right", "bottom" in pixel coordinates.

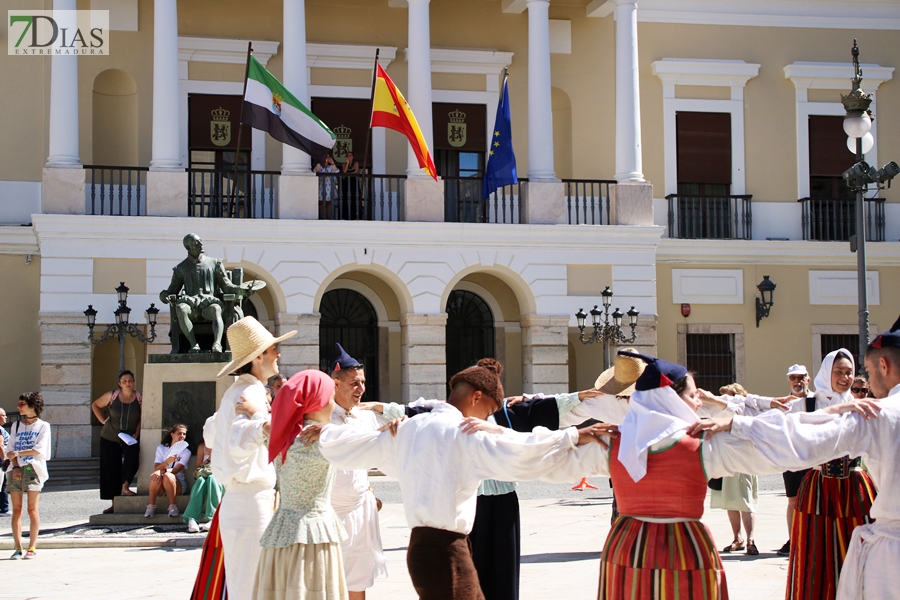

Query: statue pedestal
[{"left": 135, "top": 354, "right": 234, "bottom": 494}]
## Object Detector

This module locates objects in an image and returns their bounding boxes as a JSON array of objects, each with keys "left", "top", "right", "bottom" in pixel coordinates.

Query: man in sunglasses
[{"left": 778, "top": 364, "right": 812, "bottom": 556}]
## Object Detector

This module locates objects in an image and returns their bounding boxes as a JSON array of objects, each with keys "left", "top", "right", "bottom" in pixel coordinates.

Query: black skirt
[{"left": 469, "top": 491, "right": 521, "bottom": 600}]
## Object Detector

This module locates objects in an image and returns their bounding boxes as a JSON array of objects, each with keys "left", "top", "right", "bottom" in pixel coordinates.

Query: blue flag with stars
[{"left": 482, "top": 75, "right": 517, "bottom": 200}]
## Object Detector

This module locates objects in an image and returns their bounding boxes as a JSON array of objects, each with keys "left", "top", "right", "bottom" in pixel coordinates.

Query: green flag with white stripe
[{"left": 242, "top": 55, "right": 335, "bottom": 157}]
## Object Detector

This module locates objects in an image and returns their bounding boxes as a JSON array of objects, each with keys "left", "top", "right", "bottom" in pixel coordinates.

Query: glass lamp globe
[
  {"left": 843, "top": 112, "right": 872, "bottom": 138},
  {"left": 847, "top": 132, "right": 875, "bottom": 155}
]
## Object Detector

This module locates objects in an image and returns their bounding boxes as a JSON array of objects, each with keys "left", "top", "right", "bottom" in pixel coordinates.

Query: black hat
[
  {"left": 617, "top": 350, "right": 687, "bottom": 392},
  {"left": 331, "top": 343, "right": 363, "bottom": 372},
  {"left": 869, "top": 313, "right": 900, "bottom": 350}
]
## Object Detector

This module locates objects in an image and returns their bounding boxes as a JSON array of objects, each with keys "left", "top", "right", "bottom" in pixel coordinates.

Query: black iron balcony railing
[
  {"left": 565, "top": 179, "right": 615, "bottom": 225},
  {"left": 317, "top": 172, "right": 405, "bottom": 221},
  {"left": 800, "top": 197, "right": 886, "bottom": 242},
  {"left": 84, "top": 165, "right": 149, "bottom": 216},
  {"left": 188, "top": 168, "right": 278, "bottom": 219},
  {"left": 667, "top": 194, "right": 753, "bottom": 240},
  {"left": 443, "top": 177, "right": 525, "bottom": 224}
]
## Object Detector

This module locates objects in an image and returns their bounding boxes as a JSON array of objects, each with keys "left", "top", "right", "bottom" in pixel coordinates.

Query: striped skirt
[
  {"left": 598, "top": 517, "right": 728, "bottom": 600},
  {"left": 787, "top": 468, "right": 877, "bottom": 600},
  {"left": 191, "top": 505, "right": 228, "bottom": 600}
]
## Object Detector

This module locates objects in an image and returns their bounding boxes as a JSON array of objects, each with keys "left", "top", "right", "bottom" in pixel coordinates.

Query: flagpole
[
  {"left": 359, "top": 48, "right": 380, "bottom": 216},
  {"left": 230, "top": 41, "right": 253, "bottom": 216}
]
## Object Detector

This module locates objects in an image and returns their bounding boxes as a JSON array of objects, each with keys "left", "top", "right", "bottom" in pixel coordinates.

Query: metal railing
[
  {"left": 800, "top": 197, "right": 886, "bottom": 242},
  {"left": 188, "top": 168, "right": 278, "bottom": 219},
  {"left": 565, "top": 179, "right": 615, "bottom": 225},
  {"left": 443, "top": 177, "right": 525, "bottom": 224},
  {"left": 666, "top": 194, "right": 753, "bottom": 239},
  {"left": 84, "top": 165, "right": 148, "bottom": 216},
  {"left": 317, "top": 172, "right": 405, "bottom": 221}
]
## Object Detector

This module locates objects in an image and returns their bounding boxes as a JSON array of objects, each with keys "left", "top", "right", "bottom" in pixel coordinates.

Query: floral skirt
[
  {"left": 787, "top": 468, "right": 876, "bottom": 600},
  {"left": 598, "top": 516, "right": 728, "bottom": 600}
]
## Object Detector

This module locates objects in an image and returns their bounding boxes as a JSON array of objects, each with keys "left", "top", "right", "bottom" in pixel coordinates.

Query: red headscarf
[{"left": 268, "top": 370, "right": 335, "bottom": 464}]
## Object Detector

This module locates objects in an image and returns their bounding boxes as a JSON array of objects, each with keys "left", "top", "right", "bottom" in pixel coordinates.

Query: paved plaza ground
[{"left": 0, "top": 476, "right": 793, "bottom": 599}]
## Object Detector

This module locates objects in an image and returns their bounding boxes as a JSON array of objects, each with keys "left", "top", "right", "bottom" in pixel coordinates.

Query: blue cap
[
  {"left": 617, "top": 350, "right": 688, "bottom": 391},
  {"left": 331, "top": 343, "right": 363, "bottom": 372},
  {"left": 869, "top": 313, "right": 900, "bottom": 350}
]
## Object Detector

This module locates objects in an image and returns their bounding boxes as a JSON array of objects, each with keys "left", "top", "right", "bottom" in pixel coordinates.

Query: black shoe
[{"left": 777, "top": 540, "right": 790, "bottom": 555}]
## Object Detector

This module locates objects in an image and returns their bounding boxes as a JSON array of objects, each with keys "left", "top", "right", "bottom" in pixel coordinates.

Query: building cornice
[
  {"left": 178, "top": 36, "right": 280, "bottom": 67},
  {"left": 0, "top": 226, "right": 39, "bottom": 255},
  {"left": 784, "top": 62, "right": 894, "bottom": 91},
  {"left": 658, "top": 238, "right": 900, "bottom": 267},
  {"left": 652, "top": 59, "right": 760, "bottom": 89},
  {"left": 587, "top": 0, "right": 900, "bottom": 30},
  {"left": 307, "top": 44, "right": 397, "bottom": 70},
  {"left": 403, "top": 48, "right": 514, "bottom": 76},
  {"left": 30, "top": 215, "right": 663, "bottom": 255}
]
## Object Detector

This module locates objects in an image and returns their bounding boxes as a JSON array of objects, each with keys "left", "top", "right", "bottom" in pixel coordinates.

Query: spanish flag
[{"left": 371, "top": 64, "right": 438, "bottom": 181}]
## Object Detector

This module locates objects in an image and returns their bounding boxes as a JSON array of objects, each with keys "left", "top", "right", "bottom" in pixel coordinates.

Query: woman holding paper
[
  {"left": 145, "top": 424, "right": 192, "bottom": 518},
  {"left": 92, "top": 370, "right": 142, "bottom": 514}
]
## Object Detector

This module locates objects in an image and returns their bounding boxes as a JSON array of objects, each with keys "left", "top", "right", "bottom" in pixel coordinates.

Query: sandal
[
  {"left": 102, "top": 505, "right": 115, "bottom": 514},
  {"left": 746, "top": 542, "right": 759, "bottom": 556},
  {"left": 721, "top": 540, "right": 745, "bottom": 553},
  {"left": 121, "top": 488, "right": 137, "bottom": 496}
]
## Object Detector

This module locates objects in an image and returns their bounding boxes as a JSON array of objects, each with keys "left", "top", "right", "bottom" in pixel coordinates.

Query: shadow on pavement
[{"left": 521, "top": 551, "right": 601, "bottom": 563}]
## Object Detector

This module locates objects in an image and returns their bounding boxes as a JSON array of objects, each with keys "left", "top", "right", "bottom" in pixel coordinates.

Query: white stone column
[
  {"left": 406, "top": 0, "right": 435, "bottom": 178},
  {"left": 614, "top": 0, "right": 644, "bottom": 182},
  {"left": 146, "top": 0, "right": 187, "bottom": 216},
  {"left": 46, "top": 0, "right": 80, "bottom": 168},
  {"left": 150, "top": 0, "right": 181, "bottom": 171},
  {"left": 281, "top": 0, "right": 311, "bottom": 174},
  {"left": 526, "top": 0, "right": 555, "bottom": 180}
]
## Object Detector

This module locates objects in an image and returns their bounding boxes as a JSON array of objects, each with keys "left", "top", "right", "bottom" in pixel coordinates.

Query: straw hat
[
  {"left": 593, "top": 348, "right": 646, "bottom": 397},
  {"left": 216, "top": 316, "right": 297, "bottom": 378}
]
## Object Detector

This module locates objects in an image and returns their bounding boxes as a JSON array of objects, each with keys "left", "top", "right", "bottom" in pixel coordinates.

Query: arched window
[
  {"left": 445, "top": 290, "right": 495, "bottom": 385},
  {"left": 319, "top": 289, "right": 380, "bottom": 402}
]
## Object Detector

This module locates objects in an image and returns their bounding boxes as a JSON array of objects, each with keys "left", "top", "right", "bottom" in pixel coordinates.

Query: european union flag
[{"left": 482, "top": 75, "right": 518, "bottom": 200}]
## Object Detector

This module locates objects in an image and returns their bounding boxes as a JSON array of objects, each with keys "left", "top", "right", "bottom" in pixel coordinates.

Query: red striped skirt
[
  {"left": 787, "top": 468, "right": 876, "bottom": 600},
  {"left": 598, "top": 516, "right": 728, "bottom": 600},
  {"left": 191, "top": 505, "right": 228, "bottom": 600}
]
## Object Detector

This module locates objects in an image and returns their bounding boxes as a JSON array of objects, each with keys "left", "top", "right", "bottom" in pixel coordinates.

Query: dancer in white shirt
[{"left": 206, "top": 317, "right": 296, "bottom": 600}]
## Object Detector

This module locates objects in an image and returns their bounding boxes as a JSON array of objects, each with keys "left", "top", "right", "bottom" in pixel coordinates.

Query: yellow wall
[{"left": 0, "top": 255, "right": 41, "bottom": 413}]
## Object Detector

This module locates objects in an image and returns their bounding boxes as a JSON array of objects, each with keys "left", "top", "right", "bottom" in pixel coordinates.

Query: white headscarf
[
  {"left": 617, "top": 384, "right": 699, "bottom": 483},
  {"left": 813, "top": 348, "right": 855, "bottom": 405}
]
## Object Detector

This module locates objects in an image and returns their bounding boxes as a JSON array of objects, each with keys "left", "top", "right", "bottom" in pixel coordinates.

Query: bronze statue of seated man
[{"left": 160, "top": 233, "right": 261, "bottom": 354}]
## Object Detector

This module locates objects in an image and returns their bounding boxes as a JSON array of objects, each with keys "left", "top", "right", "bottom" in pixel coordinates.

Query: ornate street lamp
[
  {"left": 755, "top": 275, "right": 776, "bottom": 327},
  {"left": 85, "top": 282, "right": 158, "bottom": 374},
  {"left": 575, "top": 286, "right": 639, "bottom": 369},
  {"left": 840, "top": 40, "right": 899, "bottom": 370}
]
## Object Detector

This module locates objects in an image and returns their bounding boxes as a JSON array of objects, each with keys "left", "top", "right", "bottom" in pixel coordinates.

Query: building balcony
[
  {"left": 799, "top": 197, "right": 886, "bottom": 242},
  {"left": 666, "top": 194, "right": 753, "bottom": 240}
]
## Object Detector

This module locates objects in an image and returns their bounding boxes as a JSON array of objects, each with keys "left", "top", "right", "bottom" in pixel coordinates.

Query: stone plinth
[
  {"left": 40, "top": 312, "right": 93, "bottom": 458},
  {"left": 522, "top": 181, "right": 566, "bottom": 224},
  {"left": 275, "top": 313, "right": 320, "bottom": 375},
  {"left": 520, "top": 314, "right": 569, "bottom": 394},
  {"left": 137, "top": 359, "right": 232, "bottom": 494},
  {"left": 278, "top": 172, "right": 318, "bottom": 220},
  {"left": 404, "top": 177, "right": 443, "bottom": 222},
  {"left": 147, "top": 170, "right": 188, "bottom": 217},
  {"left": 610, "top": 182, "right": 653, "bottom": 226},
  {"left": 401, "top": 313, "right": 447, "bottom": 403},
  {"left": 42, "top": 167, "right": 86, "bottom": 215}
]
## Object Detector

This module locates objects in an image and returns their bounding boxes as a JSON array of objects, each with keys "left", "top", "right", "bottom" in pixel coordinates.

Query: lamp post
[
  {"left": 840, "top": 40, "right": 900, "bottom": 371},
  {"left": 85, "top": 282, "right": 159, "bottom": 374},
  {"left": 575, "top": 286, "right": 640, "bottom": 369}
]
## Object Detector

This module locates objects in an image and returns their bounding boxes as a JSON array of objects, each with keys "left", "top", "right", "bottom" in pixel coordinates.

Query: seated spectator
[
  {"left": 850, "top": 375, "right": 870, "bottom": 399},
  {"left": 182, "top": 421, "right": 224, "bottom": 533},
  {"left": 145, "top": 424, "right": 191, "bottom": 518}
]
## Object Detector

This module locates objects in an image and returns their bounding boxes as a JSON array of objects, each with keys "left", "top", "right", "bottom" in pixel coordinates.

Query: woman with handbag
[
  {"left": 91, "top": 370, "right": 142, "bottom": 514},
  {"left": 5, "top": 392, "right": 51, "bottom": 560}
]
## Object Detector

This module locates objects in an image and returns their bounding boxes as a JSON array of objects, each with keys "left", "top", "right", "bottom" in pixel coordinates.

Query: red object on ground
[{"left": 572, "top": 477, "right": 599, "bottom": 491}]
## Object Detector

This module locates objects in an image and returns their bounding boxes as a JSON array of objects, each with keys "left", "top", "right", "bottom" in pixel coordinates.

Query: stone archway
[
  {"left": 319, "top": 289, "right": 381, "bottom": 402},
  {"left": 445, "top": 290, "right": 495, "bottom": 387}
]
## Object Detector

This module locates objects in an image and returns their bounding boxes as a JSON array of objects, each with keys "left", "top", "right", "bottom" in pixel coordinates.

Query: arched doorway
[
  {"left": 445, "top": 290, "right": 495, "bottom": 385},
  {"left": 319, "top": 289, "right": 380, "bottom": 402}
]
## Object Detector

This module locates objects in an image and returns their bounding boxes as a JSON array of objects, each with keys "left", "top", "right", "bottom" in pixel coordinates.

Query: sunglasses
[{"left": 851, "top": 387, "right": 869, "bottom": 394}]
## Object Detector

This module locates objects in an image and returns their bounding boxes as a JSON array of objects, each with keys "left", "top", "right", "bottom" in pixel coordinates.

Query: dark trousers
[
  {"left": 99, "top": 437, "right": 140, "bottom": 500},
  {"left": 469, "top": 492, "right": 521, "bottom": 600},
  {"left": 0, "top": 471, "right": 8, "bottom": 512},
  {"left": 407, "top": 526, "right": 484, "bottom": 600}
]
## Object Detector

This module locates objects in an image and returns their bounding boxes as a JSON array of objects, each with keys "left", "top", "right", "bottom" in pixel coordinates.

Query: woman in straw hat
[
  {"left": 253, "top": 370, "right": 349, "bottom": 600},
  {"left": 204, "top": 316, "right": 296, "bottom": 600}
]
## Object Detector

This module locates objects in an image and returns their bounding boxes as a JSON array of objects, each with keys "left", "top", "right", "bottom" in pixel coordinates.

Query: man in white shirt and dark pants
[{"left": 206, "top": 317, "right": 296, "bottom": 600}]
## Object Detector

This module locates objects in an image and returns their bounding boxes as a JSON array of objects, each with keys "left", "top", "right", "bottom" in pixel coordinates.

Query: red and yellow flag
[{"left": 371, "top": 64, "right": 438, "bottom": 181}]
